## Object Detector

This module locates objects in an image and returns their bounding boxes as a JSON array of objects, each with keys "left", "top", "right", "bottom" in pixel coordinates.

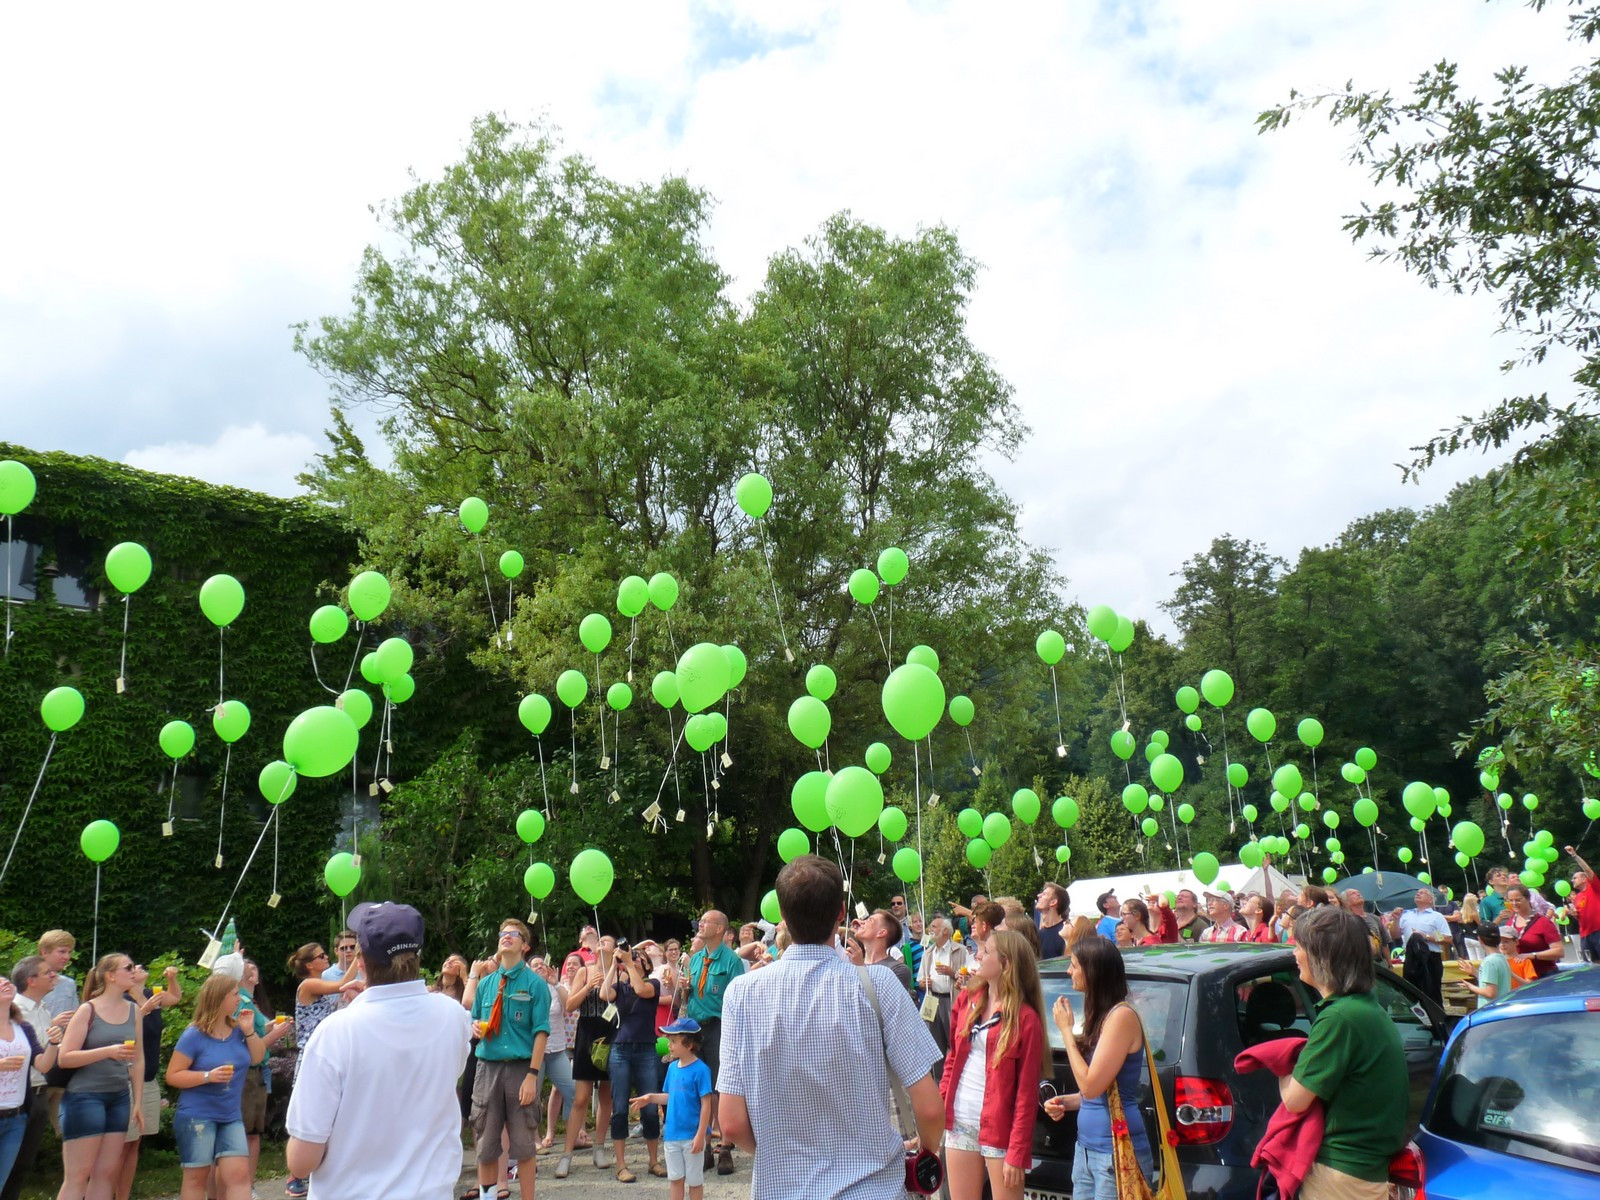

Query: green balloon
[
  {"left": 878, "top": 807, "right": 908, "bottom": 841},
  {"left": 1402, "top": 781, "right": 1437, "bottom": 820},
  {"left": 1322, "top": 810, "right": 1340, "bottom": 829},
  {"left": 1452, "top": 821, "right": 1485, "bottom": 857},
  {"left": 617, "top": 575, "right": 649, "bottom": 618},
  {"left": 1584, "top": 797, "right": 1600, "bottom": 820},
  {"left": 1177, "top": 803, "right": 1195, "bottom": 825},
  {"left": 825, "top": 766, "right": 884, "bottom": 838},
  {"left": 1555, "top": 878, "right": 1573, "bottom": 898},
  {"left": 1270, "top": 790, "right": 1291, "bottom": 813},
  {"left": 761, "top": 889, "right": 781, "bottom": 924},
  {"left": 1185, "top": 714, "right": 1202, "bottom": 732},
  {"left": 876, "top": 547, "right": 909, "bottom": 586},
  {"left": 570, "top": 848, "right": 615, "bottom": 906},
  {"left": 159, "top": 719, "right": 195, "bottom": 759},
  {"left": 787, "top": 695, "right": 832, "bottom": 749},
  {"left": 892, "top": 847, "right": 922, "bottom": 883},
  {"left": 1151, "top": 729, "right": 1170, "bottom": 749},
  {"left": 1273, "top": 764, "right": 1303, "bottom": 799},
  {"left": 1150, "top": 753, "right": 1184, "bottom": 794},
  {"left": 348, "top": 571, "right": 391, "bottom": 623},
  {"left": 1175, "top": 686, "right": 1199, "bottom": 714},
  {"left": 1479, "top": 770, "right": 1499, "bottom": 791},
  {"left": 1242, "top": 803, "right": 1259, "bottom": 823},
  {"left": 723, "top": 645, "right": 748, "bottom": 688},
  {"left": 1199, "top": 669, "right": 1234, "bottom": 708},
  {"left": 1227, "top": 761, "right": 1248, "bottom": 788},
  {"left": 1055, "top": 844, "right": 1072, "bottom": 863},
  {"left": 1122, "top": 783, "right": 1150, "bottom": 814},
  {"left": 324, "top": 853, "right": 360, "bottom": 898},
  {"left": 648, "top": 572, "right": 679, "bottom": 612},
  {"left": 458, "top": 497, "right": 488, "bottom": 534},
  {"left": 1085, "top": 605, "right": 1117, "bottom": 642},
  {"left": 1108, "top": 616, "right": 1135, "bottom": 654},
  {"left": 579, "top": 613, "right": 612, "bottom": 655},
  {"left": 606, "top": 682, "right": 633, "bottom": 711},
  {"left": 258, "top": 760, "right": 297, "bottom": 804},
  {"left": 1294, "top": 823, "right": 1310, "bottom": 840},
  {"left": 948, "top": 695, "right": 975, "bottom": 727},
  {"left": 309, "top": 605, "right": 349, "bottom": 644},
  {"left": 735, "top": 472, "right": 773, "bottom": 520},
  {"left": 556, "top": 669, "right": 588, "bottom": 709},
  {"left": 373, "top": 636, "right": 413, "bottom": 685},
  {"left": 806, "top": 664, "right": 837, "bottom": 701},
  {"left": 104, "top": 542, "right": 152, "bottom": 594},
  {"left": 1416, "top": 871, "right": 1432, "bottom": 886},
  {"left": 1012, "top": 788, "right": 1041, "bottom": 825},
  {"left": 865, "top": 742, "right": 892, "bottom": 774},
  {"left": 1036, "top": 630, "right": 1066, "bottom": 665},
  {"left": 881, "top": 663, "right": 945, "bottom": 742},
  {"left": 705, "top": 710, "right": 727, "bottom": 744},
  {"left": 957, "top": 807, "right": 983, "bottom": 838},
  {"left": 676, "top": 642, "right": 730, "bottom": 714},
  {"left": 791, "top": 772, "right": 832, "bottom": 833},
  {"left": 525, "top": 862, "right": 555, "bottom": 900},
  {"left": 80, "top": 820, "right": 120, "bottom": 863},
  {"left": 212, "top": 700, "right": 250, "bottom": 744},
  {"left": 685, "top": 714, "right": 718, "bottom": 753},
  {"left": 1240, "top": 842, "right": 1263, "bottom": 868},
  {"left": 1052, "top": 795, "right": 1079, "bottom": 828},
  {"left": 384, "top": 673, "right": 415, "bottom": 708},
  {"left": 656, "top": 1036, "right": 670, "bottom": 1056},
  {"left": 1191, "top": 851, "right": 1219, "bottom": 885},
  {"left": 1410, "top": 817, "right": 1426, "bottom": 832},
  {"left": 1353, "top": 797, "right": 1379, "bottom": 827},
  {"left": 1110, "top": 730, "right": 1136, "bottom": 760},
  {"left": 40, "top": 686, "right": 85, "bottom": 733},
  {"left": 1535, "top": 828, "right": 1554, "bottom": 848},
  {"left": 1246, "top": 707, "right": 1277, "bottom": 743},
  {"left": 1398, "top": 847, "right": 1413, "bottom": 863},
  {"left": 516, "top": 809, "right": 546, "bottom": 844},
  {"left": 1299, "top": 793, "right": 1318, "bottom": 812},
  {"left": 777, "top": 828, "right": 810, "bottom": 863},
  {"left": 1141, "top": 817, "right": 1159, "bottom": 837},
  {"left": 966, "top": 838, "right": 992, "bottom": 869},
  {"left": 0, "top": 459, "right": 38, "bottom": 515},
  {"left": 199, "top": 574, "right": 245, "bottom": 628},
  {"left": 849, "top": 568, "right": 880, "bottom": 605},
  {"left": 1522, "top": 793, "right": 1540, "bottom": 811},
  {"left": 906, "top": 645, "right": 940, "bottom": 673},
  {"left": 1497, "top": 792, "right": 1514, "bottom": 810},
  {"left": 650, "top": 671, "right": 679, "bottom": 709},
  {"left": 1322, "top": 867, "right": 1337, "bottom": 884},
  {"left": 499, "top": 550, "right": 525, "bottom": 579},
  {"left": 1342, "top": 762, "right": 1367, "bottom": 785},
  {"left": 982, "top": 812, "right": 1012, "bottom": 848},
  {"left": 1326, "top": 836, "right": 1341, "bottom": 852},
  {"left": 1354, "top": 746, "right": 1377, "bottom": 771},
  {"left": 283, "top": 707, "right": 359, "bottom": 778},
  {"left": 1144, "top": 741, "right": 1162, "bottom": 764},
  {"left": 1455, "top": 851, "right": 1470, "bottom": 869},
  {"left": 518, "top": 693, "right": 552, "bottom": 735},
  {"left": 1297, "top": 717, "right": 1324, "bottom": 748},
  {"left": 1149, "top": 794, "right": 1165, "bottom": 813}
]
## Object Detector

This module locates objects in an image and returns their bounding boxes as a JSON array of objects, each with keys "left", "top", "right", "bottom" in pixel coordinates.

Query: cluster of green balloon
[
  {"left": 1084, "top": 605, "right": 1135, "bottom": 653},
  {"left": 199, "top": 574, "right": 245, "bottom": 628},
  {"left": 357, "top": 636, "right": 414, "bottom": 697},
  {"left": 80, "top": 820, "right": 120, "bottom": 863},
  {"left": 847, "top": 547, "right": 910, "bottom": 606},
  {"left": 571, "top": 848, "right": 615, "bottom": 906},
  {"left": 1519, "top": 829, "right": 1561, "bottom": 888},
  {"left": 956, "top": 807, "right": 1013, "bottom": 868},
  {"left": 283, "top": 707, "right": 360, "bottom": 778},
  {"left": 325, "top": 853, "right": 361, "bottom": 897},
  {"left": 685, "top": 711, "right": 727, "bottom": 752}
]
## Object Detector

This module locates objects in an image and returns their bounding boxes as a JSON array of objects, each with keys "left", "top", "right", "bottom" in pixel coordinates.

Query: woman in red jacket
[
  {"left": 939, "top": 929, "right": 1049, "bottom": 1200},
  {"left": 1120, "top": 896, "right": 1179, "bottom": 945}
]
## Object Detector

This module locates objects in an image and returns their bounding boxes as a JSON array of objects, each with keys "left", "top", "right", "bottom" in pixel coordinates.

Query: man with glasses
[
  {"left": 322, "top": 930, "right": 362, "bottom": 1009},
  {"left": 34, "top": 931, "right": 78, "bottom": 1139},
  {"left": 685, "top": 911, "right": 744, "bottom": 1176},
  {"left": 2, "top": 957, "right": 64, "bottom": 1200}
]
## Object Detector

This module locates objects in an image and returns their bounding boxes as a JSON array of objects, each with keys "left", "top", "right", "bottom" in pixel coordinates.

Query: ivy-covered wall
[{"left": 0, "top": 444, "right": 361, "bottom": 968}]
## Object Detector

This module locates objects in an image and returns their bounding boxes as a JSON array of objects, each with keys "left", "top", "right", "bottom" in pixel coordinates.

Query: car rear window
[
  {"left": 1425, "top": 1011, "right": 1600, "bottom": 1172},
  {"left": 1040, "top": 974, "right": 1186, "bottom": 1065}
]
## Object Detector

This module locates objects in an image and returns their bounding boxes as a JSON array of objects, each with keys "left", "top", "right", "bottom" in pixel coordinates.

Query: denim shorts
[
  {"left": 663, "top": 1139, "right": 705, "bottom": 1186},
  {"left": 943, "top": 1121, "right": 1005, "bottom": 1158},
  {"left": 1072, "top": 1141, "right": 1154, "bottom": 1200},
  {"left": 174, "top": 1115, "right": 249, "bottom": 1167},
  {"left": 61, "top": 1089, "right": 132, "bottom": 1142}
]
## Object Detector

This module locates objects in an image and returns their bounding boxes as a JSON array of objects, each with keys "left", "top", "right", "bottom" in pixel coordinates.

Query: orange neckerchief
[
  {"left": 697, "top": 951, "right": 711, "bottom": 998},
  {"left": 484, "top": 966, "right": 511, "bottom": 1039}
]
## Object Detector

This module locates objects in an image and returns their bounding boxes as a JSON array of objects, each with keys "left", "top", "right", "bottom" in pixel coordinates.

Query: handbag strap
[
  {"left": 856, "top": 965, "right": 914, "bottom": 1136},
  {"left": 1107, "top": 1002, "right": 1187, "bottom": 1200}
]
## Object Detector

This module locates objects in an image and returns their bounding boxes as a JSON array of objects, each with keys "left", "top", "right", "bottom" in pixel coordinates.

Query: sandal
[
  {"left": 615, "top": 1166, "right": 637, "bottom": 1184},
  {"left": 648, "top": 1163, "right": 668, "bottom": 1178},
  {"left": 496, "top": 1189, "right": 511, "bottom": 1199},
  {"left": 461, "top": 1190, "right": 482, "bottom": 1200}
]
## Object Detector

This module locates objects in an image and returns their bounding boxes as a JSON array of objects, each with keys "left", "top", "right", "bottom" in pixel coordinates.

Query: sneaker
[
  {"left": 285, "top": 1180, "right": 308, "bottom": 1199},
  {"left": 717, "top": 1147, "right": 734, "bottom": 1175},
  {"left": 592, "top": 1143, "right": 611, "bottom": 1169},
  {"left": 554, "top": 1156, "right": 571, "bottom": 1180}
]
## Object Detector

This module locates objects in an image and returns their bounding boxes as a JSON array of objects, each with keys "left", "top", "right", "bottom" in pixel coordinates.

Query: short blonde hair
[{"left": 38, "top": 930, "right": 75, "bottom": 954}]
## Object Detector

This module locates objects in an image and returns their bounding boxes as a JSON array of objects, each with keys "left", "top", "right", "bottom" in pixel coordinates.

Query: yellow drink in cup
[
  {"left": 273, "top": 1014, "right": 287, "bottom": 1025},
  {"left": 151, "top": 985, "right": 164, "bottom": 995},
  {"left": 475, "top": 1020, "right": 490, "bottom": 1038}
]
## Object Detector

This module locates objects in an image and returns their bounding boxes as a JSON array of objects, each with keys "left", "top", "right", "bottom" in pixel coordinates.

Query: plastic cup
[
  {"left": 475, "top": 1020, "right": 489, "bottom": 1037},
  {"left": 273, "top": 1014, "right": 287, "bottom": 1025},
  {"left": 151, "top": 985, "right": 164, "bottom": 995}
]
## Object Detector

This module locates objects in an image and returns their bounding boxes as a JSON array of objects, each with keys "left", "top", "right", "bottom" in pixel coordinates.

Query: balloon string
[
  {"left": 756, "top": 523, "right": 792, "bottom": 661},
  {"left": 913, "top": 737, "right": 926, "bottom": 932},
  {"left": 963, "top": 728, "right": 977, "bottom": 773},
  {"left": 216, "top": 743, "right": 231, "bottom": 866},
  {"left": 211, "top": 806, "right": 278, "bottom": 946},
  {"left": 0, "top": 732, "right": 56, "bottom": 889},
  {"left": 118, "top": 595, "right": 131, "bottom": 687},
  {"left": 867, "top": 606, "right": 891, "bottom": 671},
  {"left": 92, "top": 864, "right": 101, "bottom": 962},
  {"left": 217, "top": 626, "right": 225, "bottom": 706},
  {"left": 701, "top": 753, "right": 713, "bottom": 829},
  {"left": 165, "top": 761, "right": 179, "bottom": 826},
  {"left": 3, "top": 515, "right": 12, "bottom": 658},
  {"left": 537, "top": 739, "right": 550, "bottom": 817},
  {"left": 272, "top": 806, "right": 281, "bottom": 896},
  {"left": 343, "top": 623, "right": 367, "bottom": 691},
  {"left": 611, "top": 708, "right": 622, "bottom": 793},
  {"left": 1218, "top": 712, "right": 1237, "bottom": 831},
  {"left": 1049, "top": 665, "right": 1065, "bottom": 753},
  {"left": 886, "top": 586, "right": 894, "bottom": 663},
  {"left": 594, "top": 655, "right": 609, "bottom": 763},
  {"left": 665, "top": 609, "right": 679, "bottom": 658},
  {"left": 474, "top": 537, "right": 500, "bottom": 636},
  {"left": 506, "top": 582, "right": 514, "bottom": 644},
  {"left": 652, "top": 717, "right": 689, "bottom": 809},
  {"left": 309, "top": 644, "right": 339, "bottom": 695},
  {"left": 570, "top": 709, "right": 578, "bottom": 793}
]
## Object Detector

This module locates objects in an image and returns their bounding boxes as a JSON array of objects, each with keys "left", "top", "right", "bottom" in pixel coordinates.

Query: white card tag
[
  {"left": 876, "top": 852, "right": 886, "bottom": 865},
  {"left": 783, "top": 647, "right": 794, "bottom": 663},
  {"left": 198, "top": 939, "right": 221, "bottom": 970},
  {"left": 720, "top": 752, "right": 733, "bottom": 768},
  {"left": 162, "top": 821, "right": 174, "bottom": 837},
  {"left": 503, "top": 627, "right": 514, "bottom": 644},
  {"left": 379, "top": 778, "right": 394, "bottom": 793},
  {"left": 115, "top": 676, "right": 126, "bottom": 694},
  {"left": 1055, "top": 744, "right": 1067, "bottom": 759},
  {"left": 626, "top": 669, "right": 633, "bottom": 683},
  {"left": 675, "top": 808, "right": 686, "bottom": 823},
  {"left": 1033, "top": 848, "right": 1043, "bottom": 869},
  {"left": 601, "top": 1003, "right": 618, "bottom": 1023},
  {"left": 353, "top": 854, "right": 362, "bottom": 867},
  {"left": 368, "top": 783, "right": 379, "bottom": 797},
  {"left": 920, "top": 993, "right": 939, "bottom": 1022},
  {"left": 972, "top": 765, "right": 982, "bottom": 776},
  {"left": 386, "top": 740, "right": 393, "bottom": 754},
  {"left": 609, "top": 790, "right": 621, "bottom": 805},
  {"left": 214, "top": 854, "right": 223, "bottom": 869},
  {"left": 710, "top": 777, "right": 720, "bottom": 791},
  {"left": 570, "top": 781, "right": 580, "bottom": 794},
  {"left": 928, "top": 792, "right": 940, "bottom": 807},
  {"left": 705, "top": 821, "right": 715, "bottom": 839},
  {"left": 267, "top": 892, "right": 281, "bottom": 909},
  {"left": 855, "top": 901, "right": 869, "bottom": 919},
  {"left": 527, "top": 911, "right": 538, "bottom": 925},
  {"left": 601, "top": 756, "right": 612, "bottom": 770},
  {"left": 642, "top": 801, "right": 662, "bottom": 823}
]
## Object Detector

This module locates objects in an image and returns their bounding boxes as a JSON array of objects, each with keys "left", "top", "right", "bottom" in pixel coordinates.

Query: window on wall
[
  {"left": 1, "top": 516, "right": 100, "bottom": 609},
  {"left": 46, "top": 526, "right": 100, "bottom": 610},
  {"left": 1, "top": 529, "right": 41, "bottom": 603}
]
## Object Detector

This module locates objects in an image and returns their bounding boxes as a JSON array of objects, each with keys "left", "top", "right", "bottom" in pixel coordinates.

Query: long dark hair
[{"left": 1070, "top": 935, "right": 1129, "bottom": 1053}]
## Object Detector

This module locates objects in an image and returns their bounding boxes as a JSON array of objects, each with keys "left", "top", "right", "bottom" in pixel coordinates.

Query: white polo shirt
[{"left": 286, "top": 980, "right": 471, "bottom": 1200}]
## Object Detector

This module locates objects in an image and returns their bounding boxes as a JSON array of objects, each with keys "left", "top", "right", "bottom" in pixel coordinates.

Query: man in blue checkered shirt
[{"left": 718, "top": 856, "right": 944, "bottom": 1199}]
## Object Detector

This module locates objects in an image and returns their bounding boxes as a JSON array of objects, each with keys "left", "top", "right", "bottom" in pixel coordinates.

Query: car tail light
[
  {"left": 1389, "top": 1141, "right": 1426, "bottom": 1200},
  {"left": 1172, "top": 1076, "right": 1233, "bottom": 1144}
]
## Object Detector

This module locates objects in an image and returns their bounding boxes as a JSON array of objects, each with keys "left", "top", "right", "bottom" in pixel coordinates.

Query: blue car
[{"left": 1415, "top": 964, "right": 1600, "bottom": 1197}]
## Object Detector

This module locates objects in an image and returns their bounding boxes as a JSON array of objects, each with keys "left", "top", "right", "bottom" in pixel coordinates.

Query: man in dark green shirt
[{"left": 686, "top": 910, "right": 744, "bottom": 1175}]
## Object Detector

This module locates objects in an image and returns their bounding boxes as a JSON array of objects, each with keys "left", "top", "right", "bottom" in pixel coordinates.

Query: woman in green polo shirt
[{"left": 1279, "top": 906, "right": 1408, "bottom": 1200}]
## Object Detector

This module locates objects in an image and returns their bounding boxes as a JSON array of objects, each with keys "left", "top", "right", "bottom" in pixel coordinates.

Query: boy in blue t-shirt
[{"left": 631, "top": 1017, "right": 713, "bottom": 1200}]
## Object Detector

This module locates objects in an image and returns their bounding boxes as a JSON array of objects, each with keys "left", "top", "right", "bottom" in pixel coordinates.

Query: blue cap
[{"left": 660, "top": 1017, "right": 701, "bottom": 1036}]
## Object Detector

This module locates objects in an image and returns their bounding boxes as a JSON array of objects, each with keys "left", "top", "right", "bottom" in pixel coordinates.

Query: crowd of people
[{"left": 1, "top": 842, "right": 1593, "bottom": 1200}]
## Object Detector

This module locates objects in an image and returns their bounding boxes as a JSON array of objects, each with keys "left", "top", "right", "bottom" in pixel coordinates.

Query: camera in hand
[
  {"left": 615, "top": 938, "right": 630, "bottom": 952},
  {"left": 905, "top": 1148, "right": 942, "bottom": 1195}
]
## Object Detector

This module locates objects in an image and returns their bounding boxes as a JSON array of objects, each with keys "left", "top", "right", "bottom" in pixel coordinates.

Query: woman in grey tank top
[{"left": 57, "top": 953, "right": 144, "bottom": 1200}]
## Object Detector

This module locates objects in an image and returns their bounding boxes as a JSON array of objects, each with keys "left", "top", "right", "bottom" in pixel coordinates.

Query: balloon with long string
[
  {"left": 198, "top": 574, "right": 245, "bottom": 705},
  {"left": 579, "top": 614, "right": 613, "bottom": 765},
  {"left": 556, "top": 669, "right": 588, "bottom": 794},
  {"left": 103, "top": 542, "right": 153, "bottom": 692},
  {"left": 617, "top": 576, "right": 649, "bottom": 682},
  {"left": 211, "top": 700, "right": 251, "bottom": 868},
  {"left": 721, "top": 646, "right": 747, "bottom": 767},
  {"left": 606, "top": 682, "right": 632, "bottom": 803},
  {"left": 457, "top": 497, "right": 499, "bottom": 639},
  {"left": 523, "top": 859, "right": 556, "bottom": 925},
  {"left": 340, "top": 687, "right": 376, "bottom": 856},
  {"left": 499, "top": 551, "right": 524, "bottom": 645},
  {"left": 649, "top": 671, "right": 684, "bottom": 823},
  {"left": 518, "top": 694, "right": 554, "bottom": 816},
  {"left": 881, "top": 661, "right": 942, "bottom": 930},
  {"left": 80, "top": 821, "right": 120, "bottom": 960},
  {"left": 157, "top": 719, "right": 195, "bottom": 836},
  {"left": 849, "top": 569, "right": 891, "bottom": 669},
  {"left": 1197, "top": 669, "right": 1237, "bottom": 827},
  {"left": 648, "top": 573, "right": 680, "bottom": 656},
  {"left": 947, "top": 695, "right": 980, "bottom": 775},
  {"left": 344, "top": 570, "right": 391, "bottom": 688},
  {"left": 877, "top": 547, "right": 909, "bottom": 662},
  {"left": 735, "top": 472, "right": 794, "bottom": 662},
  {"left": 0, "top": 459, "right": 37, "bottom": 658},
  {"left": 0, "top": 686, "right": 84, "bottom": 890},
  {"left": 1035, "top": 630, "right": 1068, "bottom": 758},
  {"left": 259, "top": 760, "right": 296, "bottom": 904},
  {"left": 571, "top": 849, "right": 615, "bottom": 939}
]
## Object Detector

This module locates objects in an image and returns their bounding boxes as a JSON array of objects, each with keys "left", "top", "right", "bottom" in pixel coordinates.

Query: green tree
[{"left": 1162, "top": 534, "right": 1285, "bottom": 701}]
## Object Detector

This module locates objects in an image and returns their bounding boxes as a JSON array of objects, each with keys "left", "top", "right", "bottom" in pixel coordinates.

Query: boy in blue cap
[{"left": 630, "top": 1017, "right": 712, "bottom": 1200}]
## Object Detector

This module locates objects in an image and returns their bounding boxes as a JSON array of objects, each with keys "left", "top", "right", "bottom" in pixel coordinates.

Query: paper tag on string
[
  {"left": 601, "top": 1003, "right": 618, "bottom": 1023},
  {"left": 162, "top": 821, "right": 174, "bottom": 837},
  {"left": 600, "top": 756, "right": 611, "bottom": 771},
  {"left": 971, "top": 765, "right": 981, "bottom": 776},
  {"left": 527, "top": 911, "right": 537, "bottom": 925},
  {"left": 198, "top": 940, "right": 221, "bottom": 970},
  {"left": 214, "top": 854, "right": 223, "bottom": 870},
  {"left": 353, "top": 854, "right": 362, "bottom": 868},
  {"left": 386, "top": 740, "right": 393, "bottom": 754},
  {"left": 626, "top": 669, "right": 633, "bottom": 684},
  {"left": 720, "top": 752, "right": 733, "bottom": 769},
  {"left": 675, "top": 808, "right": 686, "bottom": 823},
  {"left": 783, "top": 647, "right": 795, "bottom": 663},
  {"left": 642, "top": 801, "right": 662, "bottom": 824},
  {"left": 266, "top": 893, "right": 281, "bottom": 909},
  {"left": 115, "top": 676, "right": 126, "bottom": 694},
  {"left": 1055, "top": 744, "right": 1067, "bottom": 759},
  {"left": 368, "top": 783, "right": 380, "bottom": 797},
  {"left": 379, "top": 779, "right": 394, "bottom": 794},
  {"left": 706, "top": 821, "right": 715, "bottom": 840},
  {"left": 855, "top": 901, "right": 869, "bottom": 919},
  {"left": 928, "top": 792, "right": 940, "bottom": 807},
  {"left": 570, "top": 781, "right": 580, "bottom": 795},
  {"left": 609, "top": 790, "right": 621, "bottom": 805},
  {"left": 503, "top": 627, "right": 514, "bottom": 645},
  {"left": 920, "top": 993, "right": 939, "bottom": 1022},
  {"left": 1121, "top": 718, "right": 1132, "bottom": 733},
  {"left": 1033, "top": 848, "right": 1042, "bottom": 869},
  {"left": 876, "top": 852, "right": 886, "bottom": 865},
  {"left": 710, "top": 778, "right": 720, "bottom": 791}
]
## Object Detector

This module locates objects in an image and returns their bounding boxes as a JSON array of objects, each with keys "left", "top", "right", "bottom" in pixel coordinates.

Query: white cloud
[
  {"left": 3, "top": 0, "right": 1589, "bottom": 634},
  {"left": 124, "top": 425, "right": 319, "bottom": 498}
]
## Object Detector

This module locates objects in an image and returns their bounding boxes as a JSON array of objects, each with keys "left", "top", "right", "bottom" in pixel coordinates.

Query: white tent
[{"left": 1064, "top": 861, "right": 1300, "bottom": 924}]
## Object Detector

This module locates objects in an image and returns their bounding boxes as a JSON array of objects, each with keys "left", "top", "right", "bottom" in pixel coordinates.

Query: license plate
[{"left": 1022, "top": 1192, "right": 1070, "bottom": 1200}]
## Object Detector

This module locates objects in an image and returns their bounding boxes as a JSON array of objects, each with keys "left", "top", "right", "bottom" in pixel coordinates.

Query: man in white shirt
[
  {"left": 3, "top": 957, "right": 62, "bottom": 1200},
  {"left": 919, "top": 917, "right": 966, "bottom": 1058},
  {"left": 1388, "top": 888, "right": 1452, "bottom": 1005},
  {"left": 1198, "top": 892, "right": 1247, "bottom": 943},
  {"left": 287, "top": 902, "right": 471, "bottom": 1200}
]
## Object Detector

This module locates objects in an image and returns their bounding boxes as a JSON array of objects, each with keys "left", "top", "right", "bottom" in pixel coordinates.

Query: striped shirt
[{"left": 718, "top": 945, "right": 940, "bottom": 1199}]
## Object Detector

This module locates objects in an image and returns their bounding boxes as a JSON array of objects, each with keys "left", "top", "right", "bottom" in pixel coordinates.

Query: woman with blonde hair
[
  {"left": 165, "top": 974, "right": 263, "bottom": 1200},
  {"left": 938, "top": 929, "right": 1047, "bottom": 1200},
  {"left": 57, "top": 954, "right": 143, "bottom": 1200}
]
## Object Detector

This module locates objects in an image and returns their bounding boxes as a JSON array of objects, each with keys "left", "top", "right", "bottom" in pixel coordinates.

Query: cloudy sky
[{"left": 1, "top": 1, "right": 1583, "bottom": 633}]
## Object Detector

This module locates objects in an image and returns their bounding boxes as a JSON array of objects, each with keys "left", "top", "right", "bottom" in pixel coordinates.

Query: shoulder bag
[
  {"left": 856, "top": 966, "right": 942, "bottom": 1197},
  {"left": 1104, "top": 1002, "right": 1187, "bottom": 1200},
  {"left": 44, "top": 1005, "right": 92, "bottom": 1089}
]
